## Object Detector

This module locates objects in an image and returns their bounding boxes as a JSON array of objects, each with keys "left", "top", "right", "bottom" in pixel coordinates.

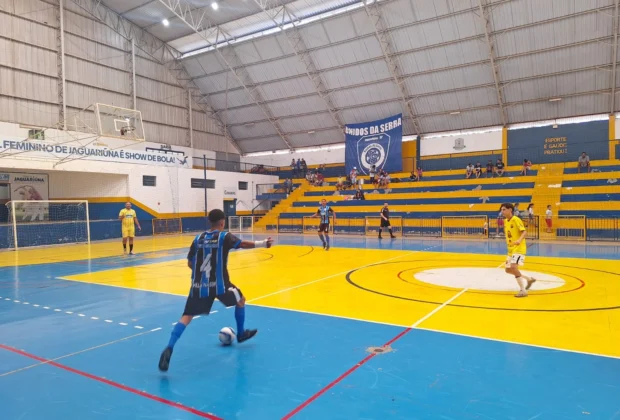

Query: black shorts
[
  {"left": 380, "top": 219, "right": 391, "bottom": 228},
  {"left": 182, "top": 284, "right": 243, "bottom": 316},
  {"left": 318, "top": 223, "right": 330, "bottom": 233}
]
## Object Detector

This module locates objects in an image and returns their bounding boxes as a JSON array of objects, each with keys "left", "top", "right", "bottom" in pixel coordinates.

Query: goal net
[
  {"left": 555, "top": 215, "right": 586, "bottom": 241},
  {"left": 228, "top": 216, "right": 255, "bottom": 233},
  {"left": 365, "top": 216, "right": 403, "bottom": 236},
  {"left": 6, "top": 200, "right": 90, "bottom": 249},
  {"left": 302, "top": 216, "right": 334, "bottom": 233},
  {"left": 152, "top": 218, "right": 182, "bottom": 235},
  {"left": 441, "top": 215, "right": 488, "bottom": 238}
]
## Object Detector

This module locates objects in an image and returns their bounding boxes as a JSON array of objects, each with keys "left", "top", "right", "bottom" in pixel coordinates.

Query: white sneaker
[{"left": 514, "top": 290, "right": 528, "bottom": 298}]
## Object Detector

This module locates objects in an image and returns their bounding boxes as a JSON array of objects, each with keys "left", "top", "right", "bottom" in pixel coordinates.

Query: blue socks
[
  {"left": 167, "top": 322, "right": 186, "bottom": 349},
  {"left": 325, "top": 234, "right": 330, "bottom": 245},
  {"left": 235, "top": 306, "right": 245, "bottom": 335}
]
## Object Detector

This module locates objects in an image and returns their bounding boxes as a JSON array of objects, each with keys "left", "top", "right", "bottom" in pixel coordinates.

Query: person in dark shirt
[
  {"left": 378, "top": 202, "right": 395, "bottom": 239},
  {"left": 495, "top": 159, "right": 505, "bottom": 177},
  {"left": 158, "top": 209, "right": 273, "bottom": 372},
  {"left": 313, "top": 199, "right": 335, "bottom": 250},
  {"left": 486, "top": 160, "right": 494, "bottom": 178},
  {"left": 474, "top": 162, "right": 482, "bottom": 178}
]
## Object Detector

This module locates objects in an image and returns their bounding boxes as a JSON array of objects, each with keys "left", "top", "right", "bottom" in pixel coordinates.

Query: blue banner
[{"left": 345, "top": 114, "right": 403, "bottom": 176}]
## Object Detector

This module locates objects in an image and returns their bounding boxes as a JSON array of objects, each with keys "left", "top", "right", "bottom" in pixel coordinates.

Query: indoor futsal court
[{"left": 1, "top": 234, "right": 619, "bottom": 419}]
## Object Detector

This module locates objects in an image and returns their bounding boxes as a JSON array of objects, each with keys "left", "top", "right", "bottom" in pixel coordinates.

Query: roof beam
[
  {"left": 611, "top": 0, "right": 619, "bottom": 114},
  {"left": 156, "top": 0, "right": 293, "bottom": 151},
  {"left": 362, "top": 0, "right": 420, "bottom": 136},
  {"left": 477, "top": 0, "right": 507, "bottom": 126},
  {"left": 68, "top": 0, "right": 242, "bottom": 154},
  {"left": 250, "top": 0, "right": 346, "bottom": 132}
]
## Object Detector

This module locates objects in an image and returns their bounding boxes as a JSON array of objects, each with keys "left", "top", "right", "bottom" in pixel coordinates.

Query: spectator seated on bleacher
[
  {"left": 521, "top": 159, "right": 532, "bottom": 175},
  {"left": 353, "top": 188, "right": 365, "bottom": 200},
  {"left": 314, "top": 173, "right": 324, "bottom": 187},
  {"left": 474, "top": 162, "right": 482, "bottom": 179},
  {"left": 465, "top": 164, "right": 474, "bottom": 179},
  {"left": 578, "top": 152, "right": 591, "bottom": 173},
  {"left": 495, "top": 159, "right": 505, "bottom": 176},
  {"left": 336, "top": 176, "right": 345, "bottom": 191},
  {"left": 485, "top": 160, "right": 494, "bottom": 178},
  {"left": 409, "top": 170, "right": 419, "bottom": 182},
  {"left": 417, "top": 167, "right": 423, "bottom": 180},
  {"left": 369, "top": 165, "right": 377, "bottom": 185}
]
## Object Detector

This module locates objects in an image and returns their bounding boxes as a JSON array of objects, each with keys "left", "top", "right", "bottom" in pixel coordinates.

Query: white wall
[
  {"left": 0, "top": 122, "right": 278, "bottom": 215},
  {"left": 420, "top": 131, "right": 503, "bottom": 156},
  {"left": 49, "top": 172, "right": 129, "bottom": 199},
  {"left": 241, "top": 146, "right": 345, "bottom": 167}
]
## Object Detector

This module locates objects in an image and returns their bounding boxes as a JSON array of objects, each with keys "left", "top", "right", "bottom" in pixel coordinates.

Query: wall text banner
[
  {"left": 0, "top": 139, "right": 190, "bottom": 168},
  {"left": 345, "top": 114, "right": 403, "bottom": 175},
  {"left": 0, "top": 172, "right": 50, "bottom": 221},
  {"left": 420, "top": 131, "right": 502, "bottom": 157},
  {"left": 507, "top": 120, "right": 609, "bottom": 165}
]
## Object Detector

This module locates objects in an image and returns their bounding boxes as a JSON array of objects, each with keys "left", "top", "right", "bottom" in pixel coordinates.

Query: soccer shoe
[
  {"left": 514, "top": 290, "right": 528, "bottom": 298},
  {"left": 237, "top": 329, "right": 258, "bottom": 343},
  {"left": 158, "top": 347, "right": 173, "bottom": 372},
  {"left": 525, "top": 278, "right": 536, "bottom": 290}
]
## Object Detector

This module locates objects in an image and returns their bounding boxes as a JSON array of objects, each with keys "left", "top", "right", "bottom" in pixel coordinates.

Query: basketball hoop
[{"left": 120, "top": 126, "right": 135, "bottom": 136}]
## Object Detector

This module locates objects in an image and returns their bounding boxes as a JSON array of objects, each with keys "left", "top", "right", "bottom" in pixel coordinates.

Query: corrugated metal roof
[
  {"left": 98, "top": 0, "right": 620, "bottom": 153},
  {"left": 279, "top": 112, "right": 335, "bottom": 132},
  {"left": 237, "top": 136, "right": 288, "bottom": 152},
  {"left": 288, "top": 129, "right": 345, "bottom": 148},
  {"left": 506, "top": 93, "right": 609, "bottom": 124},
  {"left": 229, "top": 121, "right": 278, "bottom": 140},
  {"left": 267, "top": 96, "right": 329, "bottom": 118}
]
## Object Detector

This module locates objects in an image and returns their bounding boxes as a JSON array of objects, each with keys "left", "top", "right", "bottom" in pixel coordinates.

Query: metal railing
[{"left": 263, "top": 215, "right": 620, "bottom": 242}]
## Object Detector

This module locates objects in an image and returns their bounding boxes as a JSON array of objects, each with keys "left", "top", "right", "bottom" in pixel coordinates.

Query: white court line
[
  {"left": 410, "top": 288, "right": 468, "bottom": 328},
  {"left": 0, "top": 327, "right": 162, "bottom": 377},
  {"left": 244, "top": 245, "right": 441, "bottom": 305}
]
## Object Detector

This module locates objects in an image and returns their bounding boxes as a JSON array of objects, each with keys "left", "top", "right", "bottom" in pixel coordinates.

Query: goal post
[
  {"left": 555, "top": 215, "right": 586, "bottom": 241},
  {"left": 228, "top": 216, "right": 254, "bottom": 233},
  {"left": 152, "top": 218, "right": 182, "bottom": 235},
  {"left": 302, "top": 215, "right": 334, "bottom": 233},
  {"left": 365, "top": 216, "right": 403, "bottom": 236},
  {"left": 441, "top": 215, "right": 488, "bottom": 238},
  {"left": 7, "top": 200, "right": 90, "bottom": 249}
]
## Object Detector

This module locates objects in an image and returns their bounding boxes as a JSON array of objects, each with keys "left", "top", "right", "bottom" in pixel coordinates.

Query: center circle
[{"left": 414, "top": 267, "right": 566, "bottom": 292}]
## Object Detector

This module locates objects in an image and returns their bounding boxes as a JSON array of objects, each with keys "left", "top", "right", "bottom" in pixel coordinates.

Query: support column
[
  {"left": 57, "top": 0, "right": 67, "bottom": 129},
  {"left": 610, "top": 115, "right": 617, "bottom": 160},
  {"left": 130, "top": 38, "right": 137, "bottom": 110},
  {"left": 188, "top": 89, "right": 193, "bottom": 148}
]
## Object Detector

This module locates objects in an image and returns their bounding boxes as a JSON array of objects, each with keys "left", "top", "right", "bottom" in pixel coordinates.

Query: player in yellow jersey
[
  {"left": 119, "top": 202, "right": 141, "bottom": 255},
  {"left": 501, "top": 202, "right": 536, "bottom": 297}
]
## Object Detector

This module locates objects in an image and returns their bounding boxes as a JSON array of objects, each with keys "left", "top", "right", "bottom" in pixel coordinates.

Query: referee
[{"left": 378, "top": 202, "right": 395, "bottom": 239}]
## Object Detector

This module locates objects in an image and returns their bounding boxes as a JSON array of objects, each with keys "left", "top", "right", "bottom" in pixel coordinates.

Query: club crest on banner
[
  {"left": 358, "top": 134, "right": 390, "bottom": 172},
  {"left": 345, "top": 114, "right": 402, "bottom": 175}
]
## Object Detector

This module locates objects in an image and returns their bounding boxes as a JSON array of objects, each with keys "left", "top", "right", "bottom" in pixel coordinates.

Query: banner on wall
[
  {"left": 420, "top": 131, "right": 503, "bottom": 157},
  {"left": 0, "top": 172, "right": 49, "bottom": 222},
  {"left": 344, "top": 114, "right": 403, "bottom": 175},
  {"left": 507, "top": 120, "right": 609, "bottom": 165},
  {"left": 0, "top": 139, "right": 191, "bottom": 168}
]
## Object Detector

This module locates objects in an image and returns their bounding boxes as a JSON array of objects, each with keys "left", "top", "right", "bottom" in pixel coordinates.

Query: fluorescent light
[
  {"left": 549, "top": 98, "right": 562, "bottom": 102},
  {"left": 162, "top": 19, "right": 169, "bottom": 26},
  {"left": 211, "top": 1, "right": 218, "bottom": 10},
  {"left": 449, "top": 111, "right": 461, "bottom": 115}
]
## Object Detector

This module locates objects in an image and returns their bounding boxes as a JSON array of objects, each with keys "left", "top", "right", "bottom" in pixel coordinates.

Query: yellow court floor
[{"left": 59, "top": 241, "right": 620, "bottom": 358}]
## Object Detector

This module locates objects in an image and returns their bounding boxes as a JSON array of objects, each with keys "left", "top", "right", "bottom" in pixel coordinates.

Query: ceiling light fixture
[
  {"left": 211, "top": 1, "right": 219, "bottom": 10},
  {"left": 162, "top": 18, "right": 169, "bottom": 26}
]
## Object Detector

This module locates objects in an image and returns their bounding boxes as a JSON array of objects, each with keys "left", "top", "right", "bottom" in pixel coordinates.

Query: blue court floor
[{"left": 0, "top": 234, "right": 619, "bottom": 419}]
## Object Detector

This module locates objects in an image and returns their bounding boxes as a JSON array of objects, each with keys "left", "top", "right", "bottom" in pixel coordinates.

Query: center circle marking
[{"left": 414, "top": 267, "right": 566, "bottom": 292}]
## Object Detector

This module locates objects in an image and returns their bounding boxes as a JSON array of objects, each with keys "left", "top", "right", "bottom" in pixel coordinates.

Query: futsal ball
[{"left": 218, "top": 327, "right": 236, "bottom": 346}]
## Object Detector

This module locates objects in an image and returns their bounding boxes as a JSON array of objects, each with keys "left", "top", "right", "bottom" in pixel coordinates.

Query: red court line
[
  {"left": 281, "top": 327, "right": 413, "bottom": 420},
  {"left": 0, "top": 344, "right": 223, "bottom": 420}
]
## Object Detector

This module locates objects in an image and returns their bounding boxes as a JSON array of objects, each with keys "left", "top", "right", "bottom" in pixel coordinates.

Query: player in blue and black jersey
[
  {"left": 158, "top": 209, "right": 273, "bottom": 372},
  {"left": 313, "top": 198, "right": 335, "bottom": 250}
]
